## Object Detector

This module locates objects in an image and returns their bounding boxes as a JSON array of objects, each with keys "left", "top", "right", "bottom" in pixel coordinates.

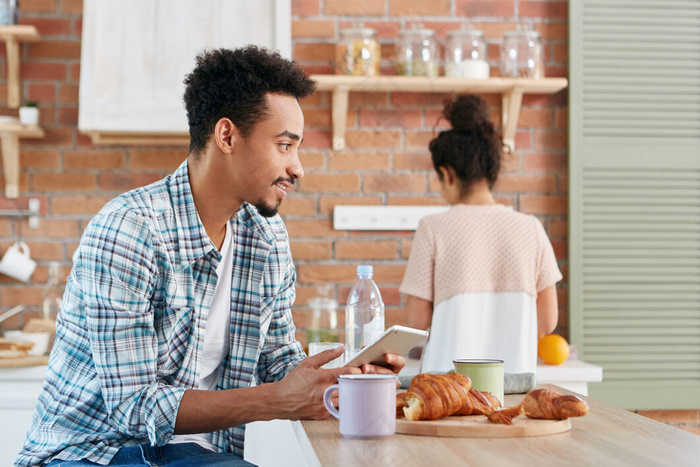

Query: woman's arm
[
  {"left": 405, "top": 295, "right": 433, "bottom": 330},
  {"left": 536, "top": 284, "right": 558, "bottom": 336}
]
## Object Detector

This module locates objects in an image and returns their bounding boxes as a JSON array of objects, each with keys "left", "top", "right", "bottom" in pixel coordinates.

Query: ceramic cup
[
  {"left": 453, "top": 359, "right": 505, "bottom": 405},
  {"left": 0, "top": 241, "right": 36, "bottom": 282},
  {"left": 323, "top": 374, "right": 397, "bottom": 439},
  {"left": 308, "top": 341, "right": 344, "bottom": 369}
]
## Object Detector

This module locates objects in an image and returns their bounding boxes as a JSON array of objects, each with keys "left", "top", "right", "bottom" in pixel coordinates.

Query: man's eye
[{"left": 280, "top": 143, "right": 291, "bottom": 150}]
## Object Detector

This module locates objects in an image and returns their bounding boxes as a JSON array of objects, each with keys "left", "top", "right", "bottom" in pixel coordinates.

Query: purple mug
[{"left": 323, "top": 374, "right": 397, "bottom": 439}]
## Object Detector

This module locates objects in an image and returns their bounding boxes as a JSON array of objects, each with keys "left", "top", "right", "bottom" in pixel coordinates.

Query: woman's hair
[
  {"left": 183, "top": 46, "right": 316, "bottom": 156},
  {"left": 429, "top": 95, "right": 502, "bottom": 194}
]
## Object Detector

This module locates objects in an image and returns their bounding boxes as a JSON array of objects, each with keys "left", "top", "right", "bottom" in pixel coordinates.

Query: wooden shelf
[
  {"left": 0, "top": 25, "right": 41, "bottom": 109},
  {"left": 85, "top": 130, "right": 189, "bottom": 146},
  {"left": 311, "top": 75, "right": 568, "bottom": 151},
  {"left": 0, "top": 121, "right": 44, "bottom": 198}
]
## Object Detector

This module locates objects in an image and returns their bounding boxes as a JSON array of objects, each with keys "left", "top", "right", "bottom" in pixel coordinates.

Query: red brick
[
  {"left": 129, "top": 150, "right": 185, "bottom": 171},
  {"left": 359, "top": 109, "right": 422, "bottom": 128},
  {"left": 69, "top": 63, "right": 80, "bottom": 81},
  {"left": 328, "top": 152, "right": 390, "bottom": 171},
  {"left": 364, "top": 173, "right": 426, "bottom": 193},
  {"left": 286, "top": 219, "right": 345, "bottom": 238},
  {"left": 21, "top": 62, "right": 67, "bottom": 80},
  {"left": 20, "top": 149, "right": 59, "bottom": 169},
  {"left": 390, "top": 0, "right": 450, "bottom": 16},
  {"left": 534, "top": 23, "right": 568, "bottom": 41},
  {"left": 325, "top": 0, "right": 385, "bottom": 15},
  {"left": 33, "top": 173, "right": 96, "bottom": 192},
  {"left": 23, "top": 241, "right": 64, "bottom": 261},
  {"left": 290, "top": 241, "right": 332, "bottom": 260},
  {"left": 292, "top": 0, "right": 320, "bottom": 16},
  {"left": 348, "top": 92, "right": 389, "bottom": 108},
  {"left": 292, "top": 20, "right": 335, "bottom": 39},
  {"left": 300, "top": 92, "right": 322, "bottom": 107},
  {"left": 60, "top": 0, "right": 82, "bottom": 13},
  {"left": 59, "top": 83, "right": 79, "bottom": 103},
  {"left": 293, "top": 42, "right": 335, "bottom": 62},
  {"left": 0, "top": 173, "right": 29, "bottom": 194},
  {"left": 386, "top": 196, "right": 445, "bottom": 206},
  {"left": 300, "top": 152, "right": 324, "bottom": 171},
  {"left": 553, "top": 43, "right": 568, "bottom": 63},
  {"left": 64, "top": 150, "right": 126, "bottom": 170},
  {"left": 472, "top": 21, "right": 525, "bottom": 40},
  {"left": 345, "top": 130, "right": 402, "bottom": 149},
  {"left": 34, "top": 128, "right": 73, "bottom": 147},
  {"left": 394, "top": 152, "right": 433, "bottom": 171},
  {"left": 36, "top": 104, "right": 54, "bottom": 126},
  {"left": 0, "top": 219, "right": 12, "bottom": 236},
  {"left": 299, "top": 173, "right": 360, "bottom": 193},
  {"left": 551, "top": 240, "right": 567, "bottom": 260},
  {"left": 279, "top": 195, "right": 317, "bottom": 216},
  {"left": 336, "top": 240, "right": 399, "bottom": 260},
  {"left": 302, "top": 129, "right": 332, "bottom": 149},
  {"left": 521, "top": 1, "right": 568, "bottom": 19},
  {"left": 500, "top": 152, "right": 521, "bottom": 172},
  {"left": 425, "top": 109, "right": 453, "bottom": 130},
  {"left": 319, "top": 195, "right": 383, "bottom": 215},
  {"left": 405, "top": 20, "right": 463, "bottom": 39},
  {"left": 523, "top": 152, "right": 567, "bottom": 172},
  {"left": 513, "top": 130, "right": 532, "bottom": 151},
  {"left": 554, "top": 109, "right": 568, "bottom": 130},
  {"left": 28, "top": 40, "right": 81, "bottom": 60},
  {"left": 299, "top": 64, "right": 334, "bottom": 75},
  {"left": 494, "top": 174, "right": 557, "bottom": 193},
  {"left": 456, "top": 0, "right": 515, "bottom": 17},
  {"left": 19, "top": 17, "right": 71, "bottom": 35},
  {"left": 548, "top": 219, "right": 568, "bottom": 238},
  {"left": 73, "top": 17, "right": 81, "bottom": 36},
  {"left": 405, "top": 131, "right": 436, "bottom": 150},
  {"left": 51, "top": 195, "right": 112, "bottom": 215},
  {"left": 98, "top": 173, "right": 162, "bottom": 192},
  {"left": 520, "top": 195, "right": 568, "bottom": 215},
  {"left": 519, "top": 108, "right": 554, "bottom": 128},
  {"left": 303, "top": 108, "right": 331, "bottom": 128},
  {"left": 18, "top": 0, "right": 56, "bottom": 12},
  {"left": 534, "top": 130, "right": 568, "bottom": 151},
  {"left": 343, "top": 20, "right": 401, "bottom": 39},
  {"left": 18, "top": 218, "right": 80, "bottom": 238},
  {"left": 297, "top": 264, "right": 358, "bottom": 284},
  {"left": 1, "top": 286, "right": 44, "bottom": 306}
]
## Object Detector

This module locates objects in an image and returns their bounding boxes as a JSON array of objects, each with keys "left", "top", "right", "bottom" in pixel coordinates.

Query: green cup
[{"left": 452, "top": 359, "right": 504, "bottom": 405}]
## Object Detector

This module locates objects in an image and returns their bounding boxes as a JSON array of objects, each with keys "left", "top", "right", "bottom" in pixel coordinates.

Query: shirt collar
[{"left": 169, "top": 159, "right": 277, "bottom": 268}]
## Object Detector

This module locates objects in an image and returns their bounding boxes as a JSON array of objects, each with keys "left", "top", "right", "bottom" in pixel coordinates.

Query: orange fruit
[{"left": 538, "top": 334, "right": 570, "bottom": 365}]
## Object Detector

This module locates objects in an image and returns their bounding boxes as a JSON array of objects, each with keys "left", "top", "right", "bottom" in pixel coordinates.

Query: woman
[{"left": 400, "top": 95, "right": 561, "bottom": 374}]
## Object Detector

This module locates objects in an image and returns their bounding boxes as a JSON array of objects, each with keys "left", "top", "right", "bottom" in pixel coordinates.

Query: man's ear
[{"left": 213, "top": 118, "right": 236, "bottom": 154}]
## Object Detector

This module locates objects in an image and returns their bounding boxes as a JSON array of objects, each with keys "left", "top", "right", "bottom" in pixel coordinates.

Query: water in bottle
[{"left": 345, "top": 265, "right": 385, "bottom": 361}]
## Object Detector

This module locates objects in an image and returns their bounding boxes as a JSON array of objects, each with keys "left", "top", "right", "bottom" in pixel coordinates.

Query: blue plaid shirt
[{"left": 16, "top": 160, "right": 305, "bottom": 466}]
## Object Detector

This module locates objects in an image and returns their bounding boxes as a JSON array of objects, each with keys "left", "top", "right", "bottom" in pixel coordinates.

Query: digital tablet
[{"left": 344, "top": 325, "right": 429, "bottom": 368}]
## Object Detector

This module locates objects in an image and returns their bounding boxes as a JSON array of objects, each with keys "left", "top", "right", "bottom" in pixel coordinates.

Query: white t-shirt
[
  {"left": 400, "top": 204, "right": 562, "bottom": 374},
  {"left": 171, "top": 220, "right": 233, "bottom": 450}
]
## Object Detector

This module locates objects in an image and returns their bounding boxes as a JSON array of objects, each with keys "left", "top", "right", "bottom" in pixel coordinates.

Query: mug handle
[
  {"left": 323, "top": 384, "right": 340, "bottom": 419},
  {"left": 14, "top": 241, "right": 30, "bottom": 257}
]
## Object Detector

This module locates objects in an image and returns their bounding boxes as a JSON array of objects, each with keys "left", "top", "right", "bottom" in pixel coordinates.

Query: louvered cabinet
[{"left": 569, "top": 0, "right": 700, "bottom": 408}]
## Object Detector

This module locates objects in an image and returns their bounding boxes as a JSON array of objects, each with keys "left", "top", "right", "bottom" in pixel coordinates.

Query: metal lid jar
[
  {"left": 396, "top": 25, "right": 439, "bottom": 77},
  {"left": 500, "top": 24, "right": 544, "bottom": 79},
  {"left": 445, "top": 25, "right": 489, "bottom": 79},
  {"left": 336, "top": 26, "right": 380, "bottom": 76}
]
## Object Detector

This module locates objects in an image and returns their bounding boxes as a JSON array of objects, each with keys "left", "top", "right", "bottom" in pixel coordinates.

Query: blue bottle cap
[{"left": 357, "top": 265, "right": 373, "bottom": 276}]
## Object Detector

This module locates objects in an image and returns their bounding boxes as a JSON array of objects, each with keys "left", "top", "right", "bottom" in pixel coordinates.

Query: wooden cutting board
[
  {"left": 0, "top": 355, "right": 49, "bottom": 368},
  {"left": 396, "top": 415, "right": 571, "bottom": 438}
]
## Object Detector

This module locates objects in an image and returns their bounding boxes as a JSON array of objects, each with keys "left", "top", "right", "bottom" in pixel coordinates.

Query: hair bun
[{"left": 443, "top": 95, "right": 490, "bottom": 133}]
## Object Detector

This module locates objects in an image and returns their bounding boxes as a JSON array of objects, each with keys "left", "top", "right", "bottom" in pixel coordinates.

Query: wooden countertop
[{"left": 293, "top": 385, "right": 700, "bottom": 467}]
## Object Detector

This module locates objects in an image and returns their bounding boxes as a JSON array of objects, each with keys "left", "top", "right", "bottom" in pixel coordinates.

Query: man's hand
[
  {"left": 358, "top": 353, "right": 406, "bottom": 376},
  {"left": 272, "top": 345, "right": 360, "bottom": 421}
]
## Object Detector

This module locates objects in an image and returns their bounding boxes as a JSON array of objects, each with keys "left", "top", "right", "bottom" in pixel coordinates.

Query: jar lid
[
  {"left": 400, "top": 25, "right": 436, "bottom": 38},
  {"left": 503, "top": 25, "right": 541, "bottom": 39},
  {"left": 340, "top": 26, "right": 376, "bottom": 36},
  {"left": 448, "top": 26, "right": 485, "bottom": 38}
]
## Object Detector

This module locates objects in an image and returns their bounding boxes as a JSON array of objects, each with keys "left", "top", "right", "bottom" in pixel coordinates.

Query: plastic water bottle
[{"left": 345, "top": 265, "right": 385, "bottom": 361}]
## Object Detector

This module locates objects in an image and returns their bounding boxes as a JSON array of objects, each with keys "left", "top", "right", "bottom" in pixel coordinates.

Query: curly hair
[
  {"left": 429, "top": 95, "right": 502, "bottom": 195},
  {"left": 183, "top": 46, "right": 316, "bottom": 155}
]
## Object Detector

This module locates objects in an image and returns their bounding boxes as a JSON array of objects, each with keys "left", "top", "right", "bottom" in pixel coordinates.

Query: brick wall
[{"left": 0, "top": 0, "right": 570, "bottom": 347}]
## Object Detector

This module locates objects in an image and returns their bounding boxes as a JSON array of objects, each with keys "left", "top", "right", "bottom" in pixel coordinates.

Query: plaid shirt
[{"left": 16, "top": 160, "right": 305, "bottom": 466}]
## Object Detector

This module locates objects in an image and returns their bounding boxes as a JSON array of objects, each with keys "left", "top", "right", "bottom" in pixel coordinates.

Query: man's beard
[{"left": 254, "top": 199, "right": 281, "bottom": 218}]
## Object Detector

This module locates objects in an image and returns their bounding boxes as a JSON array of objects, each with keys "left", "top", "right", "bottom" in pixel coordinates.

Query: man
[{"left": 17, "top": 46, "right": 404, "bottom": 466}]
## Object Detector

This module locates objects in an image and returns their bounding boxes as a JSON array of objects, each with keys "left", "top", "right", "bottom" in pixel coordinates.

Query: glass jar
[
  {"left": 306, "top": 285, "right": 342, "bottom": 348},
  {"left": 396, "top": 26, "right": 439, "bottom": 77},
  {"left": 500, "top": 24, "right": 544, "bottom": 79},
  {"left": 336, "top": 26, "right": 380, "bottom": 76},
  {"left": 445, "top": 26, "right": 489, "bottom": 79}
]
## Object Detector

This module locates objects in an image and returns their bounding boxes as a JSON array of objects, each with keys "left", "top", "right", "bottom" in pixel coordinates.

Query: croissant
[
  {"left": 487, "top": 388, "right": 589, "bottom": 425},
  {"left": 402, "top": 373, "right": 471, "bottom": 421},
  {"left": 455, "top": 387, "right": 502, "bottom": 416},
  {"left": 396, "top": 391, "right": 408, "bottom": 417}
]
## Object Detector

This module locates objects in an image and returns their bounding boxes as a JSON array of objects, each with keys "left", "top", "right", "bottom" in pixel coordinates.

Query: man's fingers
[{"left": 304, "top": 345, "right": 345, "bottom": 368}]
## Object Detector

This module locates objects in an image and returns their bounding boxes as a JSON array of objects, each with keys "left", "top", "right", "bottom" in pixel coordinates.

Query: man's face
[{"left": 233, "top": 93, "right": 305, "bottom": 217}]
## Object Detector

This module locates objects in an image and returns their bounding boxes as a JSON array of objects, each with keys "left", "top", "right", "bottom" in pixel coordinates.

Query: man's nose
[{"left": 289, "top": 153, "right": 304, "bottom": 180}]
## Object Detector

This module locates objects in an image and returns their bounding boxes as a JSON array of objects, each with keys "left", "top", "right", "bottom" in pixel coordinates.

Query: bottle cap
[{"left": 357, "top": 265, "right": 373, "bottom": 276}]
